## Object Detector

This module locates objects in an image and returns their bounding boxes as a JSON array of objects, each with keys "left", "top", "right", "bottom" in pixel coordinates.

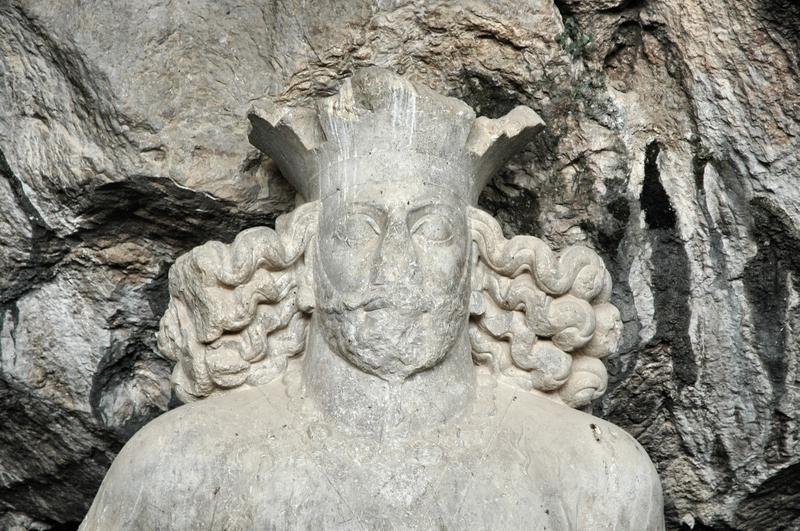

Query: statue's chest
[
  {"left": 246, "top": 424, "right": 572, "bottom": 530},
  {"left": 169, "top": 395, "right": 577, "bottom": 529}
]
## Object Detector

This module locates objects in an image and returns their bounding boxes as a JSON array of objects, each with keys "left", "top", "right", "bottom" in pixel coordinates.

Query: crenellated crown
[{"left": 248, "top": 68, "right": 544, "bottom": 205}]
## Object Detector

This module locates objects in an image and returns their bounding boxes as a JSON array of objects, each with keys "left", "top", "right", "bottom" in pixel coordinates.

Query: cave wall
[{"left": 1, "top": 0, "right": 798, "bottom": 529}]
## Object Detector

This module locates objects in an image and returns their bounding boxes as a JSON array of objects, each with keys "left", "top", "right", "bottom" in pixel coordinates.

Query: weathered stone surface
[
  {"left": 80, "top": 68, "right": 657, "bottom": 530},
  {"left": 0, "top": 0, "right": 797, "bottom": 529}
]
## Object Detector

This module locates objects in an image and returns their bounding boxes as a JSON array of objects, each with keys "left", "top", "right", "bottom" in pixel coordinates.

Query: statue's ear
[
  {"left": 157, "top": 201, "right": 320, "bottom": 403},
  {"left": 467, "top": 206, "right": 621, "bottom": 409}
]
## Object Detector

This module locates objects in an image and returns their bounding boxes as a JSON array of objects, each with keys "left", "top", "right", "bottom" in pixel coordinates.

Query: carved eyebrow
[
  {"left": 408, "top": 201, "right": 457, "bottom": 216},
  {"left": 346, "top": 202, "right": 387, "bottom": 223},
  {"left": 347, "top": 201, "right": 385, "bottom": 211}
]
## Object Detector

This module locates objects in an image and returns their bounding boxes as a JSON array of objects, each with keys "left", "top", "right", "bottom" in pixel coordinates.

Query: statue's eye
[
  {"left": 333, "top": 213, "right": 381, "bottom": 245},
  {"left": 411, "top": 214, "right": 453, "bottom": 244}
]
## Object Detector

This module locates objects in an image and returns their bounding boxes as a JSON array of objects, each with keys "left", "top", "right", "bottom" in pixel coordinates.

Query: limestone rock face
[{"left": 0, "top": 1, "right": 797, "bottom": 530}]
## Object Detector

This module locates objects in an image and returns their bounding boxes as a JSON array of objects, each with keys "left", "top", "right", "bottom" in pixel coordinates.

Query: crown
[{"left": 247, "top": 68, "right": 544, "bottom": 205}]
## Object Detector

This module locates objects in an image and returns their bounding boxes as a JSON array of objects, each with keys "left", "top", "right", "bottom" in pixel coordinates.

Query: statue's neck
[{"left": 301, "top": 315, "right": 476, "bottom": 438}]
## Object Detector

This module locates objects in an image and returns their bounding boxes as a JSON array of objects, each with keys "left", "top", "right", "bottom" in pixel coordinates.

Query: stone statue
[{"left": 80, "top": 68, "right": 664, "bottom": 530}]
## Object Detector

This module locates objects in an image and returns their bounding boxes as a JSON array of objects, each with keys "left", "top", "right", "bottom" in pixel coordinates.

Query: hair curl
[
  {"left": 156, "top": 202, "right": 319, "bottom": 403},
  {"left": 468, "top": 207, "right": 622, "bottom": 408}
]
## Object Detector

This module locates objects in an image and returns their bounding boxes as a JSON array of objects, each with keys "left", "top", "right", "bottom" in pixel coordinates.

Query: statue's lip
[
  {"left": 361, "top": 297, "right": 431, "bottom": 315},
  {"left": 363, "top": 297, "right": 391, "bottom": 312}
]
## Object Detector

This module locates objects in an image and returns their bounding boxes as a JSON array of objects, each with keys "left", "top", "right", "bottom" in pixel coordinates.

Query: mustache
[
  {"left": 313, "top": 258, "right": 447, "bottom": 314},
  {"left": 339, "top": 291, "right": 434, "bottom": 313}
]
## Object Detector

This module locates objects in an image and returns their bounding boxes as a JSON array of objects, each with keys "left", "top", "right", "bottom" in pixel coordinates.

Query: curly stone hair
[
  {"left": 156, "top": 202, "right": 319, "bottom": 403},
  {"left": 157, "top": 203, "right": 621, "bottom": 410},
  {"left": 468, "top": 207, "right": 622, "bottom": 408}
]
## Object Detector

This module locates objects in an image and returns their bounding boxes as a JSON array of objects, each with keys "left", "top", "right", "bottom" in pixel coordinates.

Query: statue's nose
[{"left": 371, "top": 219, "right": 419, "bottom": 286}]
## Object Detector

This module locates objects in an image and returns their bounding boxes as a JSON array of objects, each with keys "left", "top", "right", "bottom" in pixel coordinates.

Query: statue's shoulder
[
  {"left": 80, "top": 382, "right": 319, "bottom": 530},
  {"left": 487, "top": 382, "right": 665, "bottom": 529},
  {"left": 493, "top": 380, "right": 656, "bottom": 469},
  {"left": 129, "top": 380, "right": 297, "bottom": 453}
]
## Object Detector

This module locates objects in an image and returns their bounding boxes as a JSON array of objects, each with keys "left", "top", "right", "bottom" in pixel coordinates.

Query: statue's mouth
[
  {"left": 357, "top": 294, "right": 434, "bottom": 315},
  {"left": 362, "top": 297, "right": 391, "bottom": 312}
]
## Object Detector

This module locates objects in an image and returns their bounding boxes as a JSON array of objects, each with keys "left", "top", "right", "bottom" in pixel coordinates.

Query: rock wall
[{"left": 0, "top": 1, "right": 797, "bottom": 529}]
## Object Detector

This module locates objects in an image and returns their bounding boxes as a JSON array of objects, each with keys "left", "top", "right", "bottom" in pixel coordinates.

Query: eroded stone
[{"left": 80, "top": 68, "right": 664, "bottom": 530}]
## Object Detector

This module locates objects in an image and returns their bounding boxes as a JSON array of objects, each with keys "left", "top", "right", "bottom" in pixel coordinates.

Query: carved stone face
[{"left": 314, "top": 180, "right": 471, "bottom": 381}]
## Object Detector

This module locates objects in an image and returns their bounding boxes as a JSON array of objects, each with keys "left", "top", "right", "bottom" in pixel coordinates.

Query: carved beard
[{"left": 313, "top": 255, "right": 470, "bottom": 382}]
